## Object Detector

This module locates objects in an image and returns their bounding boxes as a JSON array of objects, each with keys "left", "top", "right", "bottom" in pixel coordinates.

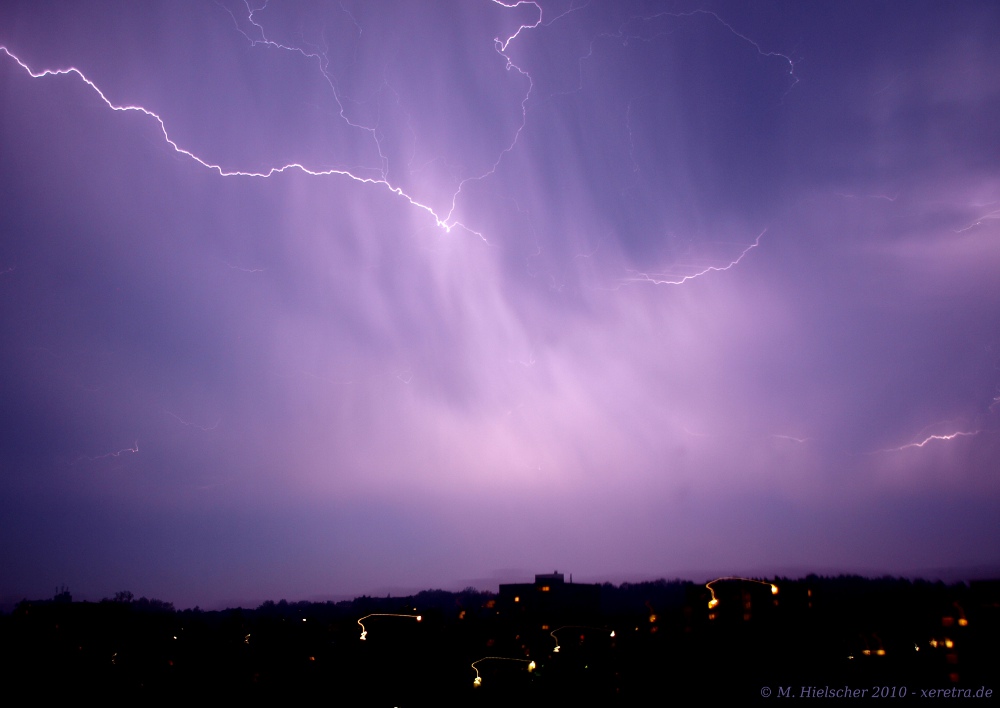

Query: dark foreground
[{"left": 3, "top": 576, "right": 998, "bottom": 705}]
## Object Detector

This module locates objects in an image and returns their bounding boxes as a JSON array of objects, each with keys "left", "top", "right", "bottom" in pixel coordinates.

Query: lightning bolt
[
  {"left": 954, "top": 207, "right": 1000, "bottom": 234},
  {"left": 164, "top": 411, "right": 221, "bottom": 432},
  {"left": 876, "top": 430, "right": 980, "bottom": 453},
  {"left": 679, "top": 9, "right": 797, "bottom": 92},
  {"left": 770, "top": 434, "right": 809, "bottom": 444},
  {"left": 836, "top": 192, "right": 900, "bottom": 202},
  {"left": 622, "top": 229, "right": 764, "bottom": 286},
  {"left": 222, "top": 260, "right": 266, "bottom": 274},
  {"left": 562, "top": 7, "right": 797, "bottom": 103},
  {"left": 71, "top": 440, "right": 139, "bottom": 466}
]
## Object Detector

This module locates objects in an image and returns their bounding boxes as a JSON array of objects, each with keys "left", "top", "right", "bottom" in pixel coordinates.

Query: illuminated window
[
  {"left": 514, "top": 596, "right": 520, "bottom": 603},
  {"left": 540, "top": 586, "right": 550, "bottom": 592}
]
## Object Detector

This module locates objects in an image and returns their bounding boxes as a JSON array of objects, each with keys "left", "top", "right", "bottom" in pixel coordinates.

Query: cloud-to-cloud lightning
[
  {"left": 621, "top": 230, "right": 764, "bottom": 286},
  {"left": 877, "top": 430, "right": 981, "bottom": 454}
]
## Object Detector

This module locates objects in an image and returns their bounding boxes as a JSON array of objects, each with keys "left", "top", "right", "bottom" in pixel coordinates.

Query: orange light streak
[
  {"left": 548, "top": 625, "right": 616, "bottom": 653},
  {"left": 357, "top": 613, "right": 421, "bottom": 641},
  {"left": 705, "top": 577, "right": 779, "bottom": 609},
  {"left": 470, "top": 656, "right": 535, "bottom": 687}
]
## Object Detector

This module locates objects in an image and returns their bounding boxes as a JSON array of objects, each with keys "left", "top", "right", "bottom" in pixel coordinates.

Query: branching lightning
[
  {"left": 669, "top": 9, "right": 798, "bottom": 93},
  {"left": 0, "top": 44, "right": 482, "bottom": 239},
  {"left": 569, "top": 7, "right": 798, "bottom": 100},
  {"left": 3, "top": 1, "right": 790, "bottom": 282}
]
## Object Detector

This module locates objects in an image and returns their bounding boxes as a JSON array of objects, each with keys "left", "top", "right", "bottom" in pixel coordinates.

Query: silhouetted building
[{"left": 498, "top": 571, "right": 600, "bottom": 625}]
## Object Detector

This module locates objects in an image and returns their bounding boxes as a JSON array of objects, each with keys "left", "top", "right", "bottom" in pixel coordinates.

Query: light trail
[
  {"left": 705, "top": 576, "right": 778, "bottom": 610},
  {"left": 356, "top": 612, "right": 421, "bottom": 641},
  {"left": 548, "top": 624, "right": 615, "bottom": 653},
  {"left": 470, "top": 655, "right": 535, "bottom": 687}
]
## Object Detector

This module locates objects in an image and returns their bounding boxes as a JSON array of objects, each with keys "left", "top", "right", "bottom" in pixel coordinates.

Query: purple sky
[{"left": 2, "top": 0, "right": 999, "bottom": 609}]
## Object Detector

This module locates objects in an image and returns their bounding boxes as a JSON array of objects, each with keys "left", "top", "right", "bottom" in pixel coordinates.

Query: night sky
[{"left": 2, "top": 0, "right": 999, "bottom": 609}]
